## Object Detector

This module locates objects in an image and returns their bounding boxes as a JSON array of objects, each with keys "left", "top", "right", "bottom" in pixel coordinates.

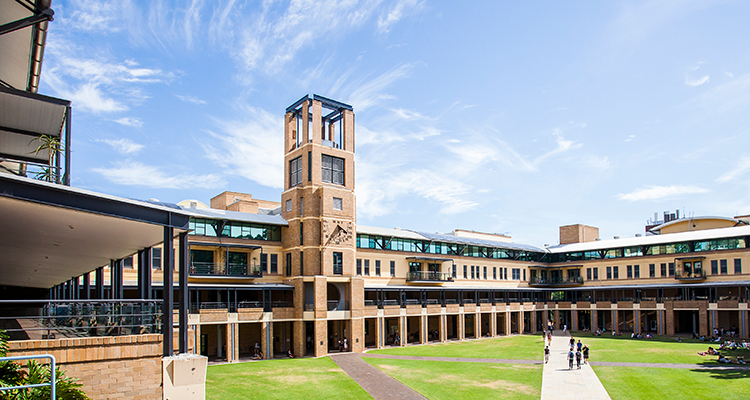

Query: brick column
[
  {"left": 314, "top": 319, "right": 327, "bottom": 357},
  {"left": 531, "top": 310, "right": 537, "bottom": 333},
  {"left": 421, "top": 315, "right": 428, "bottom": 344},
  {"left": 517, "top": 312, "right": 523, "bottom": 334},
  {"left": 740, "top": 310, "right": 748, "bottom": 338},
  {"left": 571, "top": 311, "right": 578, "bottom": 332},
  {"left": 399, "top": 316, "right": 406, "bottom": 347},
  {"left": 634, "top": 311, "right": 641, "bottom": 334},
  {"left": 458, "top": 313, "right": 465, "bottom": 340},
  {"left": 490, "top": 311, "right": 497, "bottom": 337},
  {"left": 553, "top": 310, "right": 560, "bottom": 330},
  {"left": 702, "top": 307, "right": 711, "bottom": 337},
  {"left": 592, "top": 310, "right": 598, "bottom": 331},
  {"left": 293, "top": 321, "right": 306, "bottom": 357},
  {"left": 666, "top": 307, "right": 676, "bottom": 336},
  {"left": 475, "top": 312, "right": 481, "bottom": 338},
  {"left": 505, "top": 312, "right": 511, "bottom": 336},
  {"left": 440, "top": 314, "right": 446, "bottom": 342},
  {"left": 194, "top": 324, "right": 202, "bottom": 355},
  {"left": 612, "top": 310, "right": 618, "bottom": 332},
  {"left": 376, "top": 317, "right": 383, "bottom": 349}
]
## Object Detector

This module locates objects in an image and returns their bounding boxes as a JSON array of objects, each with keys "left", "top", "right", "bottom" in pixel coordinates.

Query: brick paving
[
  {"left": 541, "top": 330, "right": 612, "bottom": 400},
  {"left": 330, "top": 352, "right": 426, "bottom": 400}
]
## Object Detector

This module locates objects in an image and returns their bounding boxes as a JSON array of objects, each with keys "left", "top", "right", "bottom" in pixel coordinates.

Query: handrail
[
  {"left": 407, "top": 271, "right": 453, "bottom": 282},
  {"left": 0, "top": 355, "right": 56, "bottom": 399},
  {"left": 189, "top": 262, "right": 262, "bottom": 277},
  {"left": 529, "top": 276, "right": 584, "bottom": 285}
]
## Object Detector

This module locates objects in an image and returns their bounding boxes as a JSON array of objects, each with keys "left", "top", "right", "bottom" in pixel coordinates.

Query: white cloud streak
[
  {"left": 176, "top": 94, "right": 208, "bottom": 105},
  {"left": 113, "top": 117, "right": 144, "bottom": 128},
  {"left": 686, "top": 75, "right": 710, "bottom": 86},
  {"left": 202, "top": 106, "right": 284, "bottom": 189},
  {"left": 92, "top": 161, "right": 225, "bottom": 189},
  {"left": 97, "top": 138, "right": 145, "bottom": 154},
  {"left": 717, "top": 157, "right": 750, "bottom": 183},
  {"left": 616, "top": 185, "right": 708, "bottom": 201},
  {"left": 377, "top": 0, "right": 423, "bottom": 34}
]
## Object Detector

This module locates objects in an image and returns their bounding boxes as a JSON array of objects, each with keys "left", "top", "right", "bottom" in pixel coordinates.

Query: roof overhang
[
  {"left": 0, "top": 0, "right": 54, "bottom": 93},
  {"left": 0, "top": 173, "right": 190, "bottom": 289},
  {"left": 405, "top": 256, "right": 454, "bottom": 262}
]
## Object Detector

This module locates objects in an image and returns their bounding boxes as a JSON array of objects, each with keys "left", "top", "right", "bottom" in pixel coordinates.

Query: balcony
[
  {"left": 528, "top": 276, "right": 584, "bottom": 287},
  {"left": 407, "top": 271, "right": 453, "bottom": 283},
  {"left": 675, "top": 269, "right": 707, "bottom": 282},
  {"left": 189, "top": 262, "right": 262, "bottom": 277},
  {"left": 0, "top": 300, "right": 162, "bottom": 341}
]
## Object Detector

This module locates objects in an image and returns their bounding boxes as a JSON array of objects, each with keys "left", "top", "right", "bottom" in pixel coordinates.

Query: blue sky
[{"left": 41, "top": 0, "right": 750, "bottom": 247}]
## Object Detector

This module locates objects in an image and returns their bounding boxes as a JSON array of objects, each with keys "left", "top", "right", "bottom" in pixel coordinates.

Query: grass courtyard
[{"left": 205, "top": 333, "right": 750, "bottom": 399}]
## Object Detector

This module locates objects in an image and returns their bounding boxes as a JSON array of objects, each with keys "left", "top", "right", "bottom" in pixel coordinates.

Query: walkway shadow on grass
[
  {"left": 571, "top": 331, "right": 706, "bottom": 345},
  {"left": 691, "top": 365, "right": 750, "bottom": 380}
]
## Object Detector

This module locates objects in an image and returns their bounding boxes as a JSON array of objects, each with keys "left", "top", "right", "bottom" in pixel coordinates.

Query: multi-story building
[{"left": 80, "top": 95, "right": 749, "bottom": 365}]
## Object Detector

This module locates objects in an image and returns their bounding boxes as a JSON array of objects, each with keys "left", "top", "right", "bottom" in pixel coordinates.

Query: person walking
[
  {"left": 582, "top": 345, "right": 589, "bottom": 364},
  {"left": 568, "top": 348, "right": 575, "bottom": 370},
  {"left": 575, "top": 348, "right": 582, "bottom": 369},
  {"left": 544, "top": 345, "right": 550, "bottom": 364},
  {"left": 577, "top": 339, "right": 582, "bottom": 352}
]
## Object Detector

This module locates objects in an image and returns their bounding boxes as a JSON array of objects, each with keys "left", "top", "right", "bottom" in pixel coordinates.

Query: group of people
[
  {"left": 542, "top": 331, "right": 589, "bottom": 370},
  {"left": 630, "top": 332, "right": 654, "bottom": 339}
]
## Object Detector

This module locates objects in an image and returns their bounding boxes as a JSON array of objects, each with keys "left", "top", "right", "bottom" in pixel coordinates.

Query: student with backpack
[
  {"left": 568, "top": 349, "right": 575, "bottom": 370},
  {"left": 575, "top": 349, "right": 582, "bottom": 369}
]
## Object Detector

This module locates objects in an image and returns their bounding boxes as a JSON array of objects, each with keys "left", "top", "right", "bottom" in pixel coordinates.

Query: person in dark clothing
[
  {"left": 544, "top": 346, "right": 550, "bottom": 364},
  {"left": 582, "top": 345, "right": 589, "bottom": 364}
]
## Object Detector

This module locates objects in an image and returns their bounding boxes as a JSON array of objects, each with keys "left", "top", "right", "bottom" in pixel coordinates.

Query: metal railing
[
  {"left": 189, "top": 262, "right": 262, "bottom": 277},
  {"left": 0, "top": 355, "right": 56, "bottom": 399},
  {"left": 407, "top": 271, "right": 453, "bottom": 282},
  {"left": 327, "top": 300, "right": 349, "bottom": 311},
  {"left": 0, "top": 300, "right": 162, "bottom": 341},
  {"left": 529, "top": 276, "right": 584, "bottom": 286},
  {"left": 237, "top": 301, "right": 262, "bottom": 309},
  {"left": 675, "top": 269, "right": 707, "bottom": 280}
]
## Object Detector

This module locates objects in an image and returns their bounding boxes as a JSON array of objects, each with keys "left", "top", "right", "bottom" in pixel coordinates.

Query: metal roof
[
  {"left": 412, "top": 230, "right": 546, "bottom": 253},
  {"left": 649, "top": 216, "right": 747, "bottom": 232},
  {"left": 547, "top": 225, "right": 750, "bottom": 253},
  {"left": 365, "top": 280, "right": 750, "bottom": 292},
  {"left": 356, "top": 225, "right": 425, "bottom": 240},
  {"left": 179, "top": 205, "right": 288, "bottom": 226},
  {"left": 0, "top": 0, "right": 53, "bottom": 93}
]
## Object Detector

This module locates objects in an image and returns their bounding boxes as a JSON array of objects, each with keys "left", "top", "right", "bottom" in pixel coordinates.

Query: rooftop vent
[
  {"left": 613, "top": 236, "right": 620, "bottom": 239},
  {"left": 595, "top": 238, "right": 601, "bottom": 241},
  {"left": 635, "top": 234, "right": 642, "bottom": 237}
]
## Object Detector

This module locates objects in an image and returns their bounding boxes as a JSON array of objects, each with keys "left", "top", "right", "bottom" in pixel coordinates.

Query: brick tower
[{"left": 281, "top": 95, "right": 362, "bottom": 356}]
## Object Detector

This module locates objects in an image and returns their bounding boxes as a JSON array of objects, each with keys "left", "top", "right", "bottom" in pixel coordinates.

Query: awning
[
  {"left": 0, "top": 173, "right": 190, "bottom": 289},
  {"left": 405, "top": 256, "right": 454, "bottom": 262}
]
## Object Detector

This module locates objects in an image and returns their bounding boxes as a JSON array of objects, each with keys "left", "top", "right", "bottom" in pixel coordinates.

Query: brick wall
[{"left": 8, "top": 334, "right": 163, "bottom": 400}]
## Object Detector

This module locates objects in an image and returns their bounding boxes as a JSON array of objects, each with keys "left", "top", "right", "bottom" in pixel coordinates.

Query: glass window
[
  {"left": 634, "top": 265, "right": 640, "bottom": 278},
  {"left": 463, "top": 265, "right": 467, "bottom": 279},
  {"left": 613, "top": 266, "right": 619, "bottom": 279},
  {"left": 261, "top": 253, "right": 268, "bottom": 272},
  {"left": 333, "top": 197, "right": 343, "bottom": 210},
  {"left": 471, "top": 266, "right": 475, "bottom": 279},
  {"left": 660, "top": 263, "right": 667, "bottom": 276},
  {"left": 587, "top": 268, "right": 592, "bottom": 280},
  {"left": 593, "top": 267, "right": 598, "bottom": 280},
  {"left": 452, "top": 265, "right": 457, "bottom": 278},
  {"left": 720, "top": 259, "right": 728, "bottom": 274},
  {"left": 390, "top": 260, "right": 396, "bottom": 276},
  {"left": 512, "top": 268, "right": 521, "bottom": 280},
  {"left": 668, "top": 262, "right": 675, "bottom": 276},
  {"left": 627, "top": 265, "right": 632, "bottom": 278},
  {"left": 606, "top": 266, "right": 612, "bottom": 280},
  {"left": 299, "top": 198, "right": 304, "bottom": 215},
  {"left": 290, "top": 156, "right": 302, "bottom": 187},
  {"left": 322, "top": 154, "right": 344, "bottom": 185},
  {"left": 711, "top": 260, "right": 718, "bottom": 274},
  {"left": 285, "top": 253, "right": 292, "bottom": 276},
  {"left": 649, "top": 264, "right": 655, "bottom": 277},
  {"left": 333, "top": 252, "right": 343, "bottom": 275},
  {"left": 123, "top": 257, "right": 133, "bottom": 269},
  {"left": 493, "top": 267, "right": 497, "bottom": 280},
  {"left": 286, "top": 199, "right": 292, "bottom": 212},
  {"left": 375, "top": 260, "right": 381, "bottom": 276},
  {"left": 364, "top": 259, "right": 370, "bottom": 276},
  {"left": 483, "top": 266, "right": 487, "bottom": 280},
  {"left": 270, "top": 254, "right": 278, "bottom": 273},
  {"left": 152, "top": 248, "right": 162, "bottom": 269},
  {"left": 356, "top": 259, "right": 361, "bottom": 275},
  {"left": 735, "top": 258, "right": 742, "bottom": 274}
]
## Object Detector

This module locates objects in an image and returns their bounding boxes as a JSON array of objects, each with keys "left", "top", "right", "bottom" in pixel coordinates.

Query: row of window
[
  {"left": 356, "top": 259, "right": 394, "bottom": 276},
  {"left": 356, "top": 234, "right": 540, "bottom": 261},
  {"left": 452, "top": 265, "right": 525, "bottom": 281},
  {"left": 189, "top": 218, "right": 282, "bottom": 241},
  {"left": 550, "top": 237, "right": 747, "bottom": 262},
  {"left": 585, "top": 258, "right": 743, "bottom": 280}
]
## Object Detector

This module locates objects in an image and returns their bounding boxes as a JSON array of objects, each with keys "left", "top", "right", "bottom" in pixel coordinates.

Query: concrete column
[
  {"left": 517, "top": 311, "right": 524, "bottom": 334},
  {"left": 592, "top": 310, "right": 599, "bottom": 331},
  {"left": 229, "top": 323, "right": 238, "bottom": 362},
  {"left": 571, "top": 311, "right": 578, "bottom": 332},
  {"left": 634, "top": 311, "right": 640, "bottom": 334},
  {"left": 740, "top": 310, "right": 747, "bottom": 338},
  {"left": 421, "top": 315, "right": 427, "bottom": 344},
  {"left": 704, "top": 309, "right": 712, "bottom": 337},
  {"left": 531, "top": 311, "right": 537, "bottom": 333}
]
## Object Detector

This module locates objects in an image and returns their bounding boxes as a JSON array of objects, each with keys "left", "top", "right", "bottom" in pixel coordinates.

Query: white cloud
[
  {"left": 533, "top": 128, "right": 582, "bottom": 165},
  {"left": 97, "top": 138, "right": 145, "bottom": 154},
  {"left": 690, "top": 72, "right": 750, "bottom": 113},
  {"left": 43, "top": 38, "right": 174, "bottom": 113},
  {"left": 686, "top": 75, "right": 710, "bottom": 86},
  {"left": 625, "top": 134, "right": 635, "bottom": 142},
  {"left": 377, "top": 0, "right": 423, "bottom": 34},
  {"left": 92, "top": 162, "right": 225, "bottom": 189},
  {"left": 717, "top": 157, "right": 750, "bottom": 183},
  {"left": 345, "top": 63, "right": 414, "bottom": 111},
  {"left": 176, "top": 94, "right": 208, "bottom": 105},
  {"left": 616, "top": 185, "right": 708, "bottom": 201},
  {"left": 202, "top": 106, "right": 283, "bottom": 189},
  {"left": 113, "top": 117, "right": 143, "bottom": 128},
  {"left": 725, "top": 71, "right": 734, "bottom": 78}
]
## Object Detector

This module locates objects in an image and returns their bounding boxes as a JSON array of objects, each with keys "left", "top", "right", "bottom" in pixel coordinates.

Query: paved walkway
[
  {"left": 330, "top": 353, "right": 426, "bottom": 400},
  {"left": 541, "top": 330, "right": 612, "bottom": 400}
]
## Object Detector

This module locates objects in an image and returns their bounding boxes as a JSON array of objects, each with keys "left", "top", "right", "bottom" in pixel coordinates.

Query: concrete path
[
  {"left": 330, "top": 352, "right": 426, "bottom": 400},
  {"left": 541, "top": 330, "right": 612, "bottom": 400}
]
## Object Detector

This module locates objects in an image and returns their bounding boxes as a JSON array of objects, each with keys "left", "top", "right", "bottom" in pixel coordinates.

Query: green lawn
[
  {"left": 594, "top": 366, "right": 750, "bottom": 400},
  {"left": 206, "top": 357, "right": 369, "bottom": 400},
  {"left": 365, "top": 358, "right": 542, "bottom": 400},
  {"left": 570, "top": 332, "right": 749, "bottom": 364},
  {"left": 366, "top": 335, "right": 545, "bottom": 360}
]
